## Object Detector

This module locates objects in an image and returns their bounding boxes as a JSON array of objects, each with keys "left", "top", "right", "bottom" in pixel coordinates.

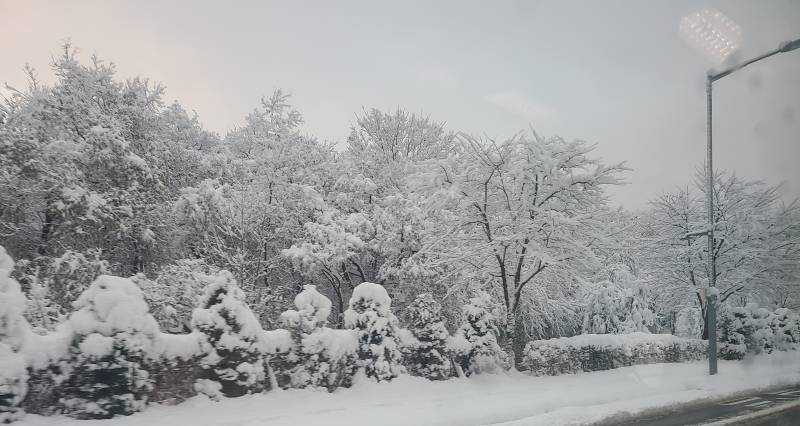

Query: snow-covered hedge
[{"left": 522, "top": 333, "right": 707, "bottom": 376}]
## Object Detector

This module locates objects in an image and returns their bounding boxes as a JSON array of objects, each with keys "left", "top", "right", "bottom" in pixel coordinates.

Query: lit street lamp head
[{"left": 779, "top": 38, "right": 800, "bottom": 53}]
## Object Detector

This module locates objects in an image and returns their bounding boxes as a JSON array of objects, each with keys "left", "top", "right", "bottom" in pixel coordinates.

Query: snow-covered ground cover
[{"left": 18, "top": 351, "right": 800, "bottom": 426}]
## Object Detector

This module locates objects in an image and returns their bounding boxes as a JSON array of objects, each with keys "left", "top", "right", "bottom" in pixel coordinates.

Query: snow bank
[{"left": 522, "top": 332, "right": 707, "bottom": 376}]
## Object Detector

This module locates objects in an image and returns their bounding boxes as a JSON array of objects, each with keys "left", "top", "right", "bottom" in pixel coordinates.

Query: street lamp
[{"left": 705, "top": 37, "right": 800, "bottom": 375}]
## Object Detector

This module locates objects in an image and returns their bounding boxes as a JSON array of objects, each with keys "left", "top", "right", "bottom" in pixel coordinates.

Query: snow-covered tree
[
  {"left": 134, "top": 259, "right": 216, "bottom": 333},
  {"left": 17, "top": 249, "right": 109, "bottom": 318},
  {"left": 644, "top": 173, "right": 800, "bottom": 338},
  {"left": 768, "top": 308, "right": 800, "bottom": 351},
  {"left": 717, "top": 303, "right": 773, "bottom": 360},
  {"left": 283, "top": 203, "right": 379, "bottom": 326},
  {"left": 621, "top": 286, "right": 655, "bottom": 333},
  {"left": 404, "top": 293, "right": 451, "bottom": 380},
  {"left": 675, "top": 307, "right": 703, "bottom": 339},
  {"left": 347, "top": 108, "right": 457, "bottom": 167},
  {"left": 279, "top": 285, "right": 357, "bottom": 390},
  {"left": 344, "top": 282, "right": 405, "bottom": 382},
  {"left": 581, "top": 281, "right": 625, "bottom": 334},
  {"left": 412, "top": 132, "right": 625, "bottom": 366},
  {"left": 0, "top": 247, "right": 29, "bottom": 423},
  {"left": 451, "top": 291, "right": 506, "bottom": 376},
  {"left": 191, "top": 270, "right": 265, "bottom": 398},
  {"left": 60, "top": 275, "right": 159, "bottom": 419}
]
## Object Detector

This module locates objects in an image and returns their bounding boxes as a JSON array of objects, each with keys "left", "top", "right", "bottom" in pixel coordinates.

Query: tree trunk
[
  {"left": 38, "top": 204, "right": 57, "bottom": 256},
  {"left": 503, "top": 310, "right": 522, "bottom": 370},
  {"left": 701, "top": 305, "right": 709, "bottom": 340}
]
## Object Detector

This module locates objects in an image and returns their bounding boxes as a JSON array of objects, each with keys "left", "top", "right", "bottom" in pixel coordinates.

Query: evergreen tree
[
  {"left": 405, "top": 293, "right": 451, "bottom": 380},
  {"left": 452, "top": 291, "right": 506, "bottom": 376},
  {"left": 344, "top": 282, "right": 405, "bottom": 382},
  {"left": 582, "top": 281, "right": 625, "bottom": 334},
  {"left": 191, "top": 270, "right": 265, "bottom": 398},
  {"left": 768, "top": 308, "right": 800, "bottom": 351},
  {"left": 279, "top": 285, "right": 357, "bottom": 390},
  {"left": 60, "top": 275, "right": 158, "bottom": 419},
  {"left": 718, "top": 303, "right": 773, "bottom": 360}
]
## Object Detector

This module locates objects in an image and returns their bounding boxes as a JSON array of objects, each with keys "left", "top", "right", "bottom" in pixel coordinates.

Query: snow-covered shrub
[
  {"left": 521, "top": 333, "right": 707, "bottom": 376},
  {"left": 16, "top": 327, "right": 72, "bottom": 417},
  {"left": 344, "top": 282, "right": 405, "bottom": 382},
  {"left": 718, "top": 303, "right": 774, "bottom": 357},
  {"left": 147, "top": 333, "right": 205, "bottom": 405},
  {"left": 581, "top": 281, "right": 625, "bottom": 334},
  {"left": 768, "top": 308, "right": 800, "bottom": 351},
  {"left": 279, "top": 285, "right": 358, "bottom": 390},
  {"left": 0, "top": 346, "right": 27, "bottom": 424},
  {"left": 60, "top": 275, "right": 159, "bottom": 419},
  {"left": 404, "top": 293, "right": 451, "bottom": 380},
  {"left": 718, "top": 303, "right": 773, "bottom": 360},
  {"left": 451, "top": 291, "right": 506, "bottom": 376},
  {"left": 191, "top": 270, "right": 265, "bottom": 398},
  {"left": 718, "top": 304, "right": 748, "bottom": 360},
  {"left": 0, "top": 247, "right": 29, "bottom": 423},
  {"left": 747, "top": 304, "right": 774, "bottom": 354},
  {"left": 675, "top": 307, "right": 703, "bottom": 339}
]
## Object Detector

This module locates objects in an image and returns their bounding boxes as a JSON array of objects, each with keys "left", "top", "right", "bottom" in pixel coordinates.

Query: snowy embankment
[{"left": 19, "top": 351, "right": 800, "bottom": 426}]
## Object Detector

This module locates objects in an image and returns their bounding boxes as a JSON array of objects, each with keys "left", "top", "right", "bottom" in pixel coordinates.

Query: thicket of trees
[{"left": 2, "top": 45, "right": 799, "bottom": 390}]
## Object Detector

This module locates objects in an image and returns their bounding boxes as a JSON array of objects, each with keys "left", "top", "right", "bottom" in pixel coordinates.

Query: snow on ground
[{"left": 19, "top": 351, "right": 800, "bottom": 426}]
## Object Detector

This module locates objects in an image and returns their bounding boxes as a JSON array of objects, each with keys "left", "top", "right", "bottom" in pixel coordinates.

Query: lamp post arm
[{"left": 709, "top": 47, "right": 782, "bottom": 82}]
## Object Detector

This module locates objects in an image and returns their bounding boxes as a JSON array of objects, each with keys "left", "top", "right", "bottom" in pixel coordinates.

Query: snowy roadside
[{"left": 18, "top": 351, "right": 800, "bottom": 426}]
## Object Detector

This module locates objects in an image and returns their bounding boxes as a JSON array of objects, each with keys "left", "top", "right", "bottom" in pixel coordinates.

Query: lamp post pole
[
  {"left": 706, "top": 75, "right": 717, "bottom": 375},
  {"left": 704, "top": 37, "right": 800, "bottom": 376}
]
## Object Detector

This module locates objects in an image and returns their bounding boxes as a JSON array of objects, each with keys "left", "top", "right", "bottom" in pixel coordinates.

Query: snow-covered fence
[{"left": 521, "top": 333, "right": 707, "bottom": 376}]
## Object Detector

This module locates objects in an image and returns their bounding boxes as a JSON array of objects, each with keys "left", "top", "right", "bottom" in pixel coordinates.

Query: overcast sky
[{"left": 2, "top": 0, "right": 799, "bottom": 209}]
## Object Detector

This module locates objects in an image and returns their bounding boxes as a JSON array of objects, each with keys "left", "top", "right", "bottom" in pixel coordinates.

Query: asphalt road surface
[{"left": 621, "top": 385, "right": 800, "bottom": 425}]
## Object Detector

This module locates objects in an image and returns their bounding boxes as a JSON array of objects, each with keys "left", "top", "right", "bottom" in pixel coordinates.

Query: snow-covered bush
[
  {"left": 521, "top": 333, "right": 707, "bottom": 376},
  {"left": 718, "top": 303, "right": 774, "bottom": 360},
  {"left": 147, "top": 333, "right": 205, "bottom": 405},
  {"left": 747, "top": 304, "right": 774, "bottom": 354},
  {"left": 0, "top": 346, "right": 27, "bottom": 423},
  {"left": 0, "top": 247, "right": 29, "bottom": 423},
  {"left": 191, "top": 270, "right": 266, "bottom": 398},
  {"left": 404, "top": 293, "right": 451, "bottom": 380},
  {"left": 768, "top": 308, "right": 800, "bottom": 351},
  {"left": 674, "top": 306, "right": 703, "bottom": 339},
  {"left": 279, "top": 285, "right": 358, "bottom": 390},
  {"left": 581, "top": 281, "right": 625, "bottom": 334},
  {"left": 718, "top": 304, "right": 748, "bottom": 360},
  {"left": 344, "top": 282, "right": 405, "bottom": 382},
  {"left": 59, "top": 275, "right": 159, "bottom": 419},
  {"left": 451, "top": 291, "right": 506, "bottom": 376}
]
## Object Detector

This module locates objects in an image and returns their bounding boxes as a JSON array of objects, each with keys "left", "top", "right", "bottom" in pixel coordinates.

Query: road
[{"left": 621, "top": 385, "right": 800, "bottom": 425}]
